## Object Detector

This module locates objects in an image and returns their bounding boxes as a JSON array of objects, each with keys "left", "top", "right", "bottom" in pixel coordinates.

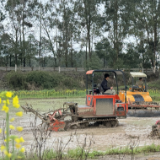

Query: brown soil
[{"left": 2, "top": 115, "right": 160, "bottom": 151}]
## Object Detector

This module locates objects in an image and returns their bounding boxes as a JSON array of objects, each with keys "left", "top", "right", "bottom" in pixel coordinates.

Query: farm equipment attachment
[
  {"left": 119, "top": 72, "right": 160, "bottom": 117},
  {"left": 150, "top": 120, "right": 160, "bottom": 137},
  {"left": 22, "top": 70, "right": 128, "bottom": 132}
]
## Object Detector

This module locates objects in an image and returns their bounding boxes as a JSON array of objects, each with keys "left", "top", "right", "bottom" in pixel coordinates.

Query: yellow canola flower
[
  {"left": 2, "top": 105, "right": 9, "bottom": 113},
  {"left": 4, "top": 139, "right": 9, "bottom": 142},
  {"left": 20, "top": 147, "right": 25, "bottom": 153},
  {"left": 2, "top": 104, "right": 7, "bottom": 111},
  {"left": 4, "top": 107, "right": 9, "bottom": 113},
  {"left": 16, "top": 126, "right": 23, "bottom": 132},
  {"left": 0, "top": 98, "right": 1, "bottom": 104},
  {"left": 17, "top": 156, "right": 22, "bottom": 159},
  {"left": 16, "top": 112, "right": 23, "bottom": 117},
  {"left": 3, "top": 100, "right": 6, "bottom": 104},
  {"left": 15, "top": 138, "right": 20, "bottom": 143},
  {"left": 6, "top": 99, "right": 10, "bottom": 105},
  {"left": 6, "top": 91, "right": 13, "bottom": 98},
  {"left": 0, "top": 145, "right": 5, "bottom": 151},
  {"left": 14, "top": 103, "right": 20, "bottom": 108},
  {"left": 13, "top": 96, "right": 20, "bottom": 108},
  {"left": 4, "top": 151, "right": 12, "bottom": 158},
  {"left": 10, "top": 118, "right": 15, "bottom": 122},
  {"left": 15, "top": 143, "right": 21, "bottom": 149},
  {"left": 9, "top": 125, "right": 15, "bottom": 130},
  {"left": 19, "top": 137, "right": 25, "bottom": 143},
  {"left": 0, "top": 128, "right": 2, "bottom": 133}
]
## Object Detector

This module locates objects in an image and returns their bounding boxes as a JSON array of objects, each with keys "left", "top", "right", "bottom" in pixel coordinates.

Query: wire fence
[{"left": 0, "top": 66, "right": 157, "bottom": 73}]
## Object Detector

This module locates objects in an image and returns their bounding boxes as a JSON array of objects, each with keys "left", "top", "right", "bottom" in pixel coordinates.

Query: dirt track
[
  {"left": 3, "top": 115, "right": 160, "bottom": 151},
  {"left": 1, "top": 98, "right": 160, "bottom": 160},
  {"left": 1, "top": 113, "right": 160, "bottom": 160}
]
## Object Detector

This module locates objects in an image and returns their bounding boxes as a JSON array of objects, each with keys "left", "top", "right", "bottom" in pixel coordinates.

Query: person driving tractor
[
  {"left": 101, "top": 73, "right": 116, "bottom": 95},
  {"left": 136, "top": 77, "right": 144, "bottom": 88}
]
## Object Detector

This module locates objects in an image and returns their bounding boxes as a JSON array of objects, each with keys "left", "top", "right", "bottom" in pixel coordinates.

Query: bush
[
  {"left": 26, "top": 71, "right": 58, "bottom": 89},
  {"left": 5, "top": 71, "right": 27, "bottom": 90},
  {"left": 4, "top": 71, "right": 85, "bottom": 90}
]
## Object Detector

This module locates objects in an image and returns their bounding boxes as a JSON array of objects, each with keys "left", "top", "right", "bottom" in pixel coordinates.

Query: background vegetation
[{"left": 0, "top": 0, "right": 160, "bottom": 71}]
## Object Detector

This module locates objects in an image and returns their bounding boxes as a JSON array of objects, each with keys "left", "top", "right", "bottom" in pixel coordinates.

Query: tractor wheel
[
  {"left": 71, "top": 124, "right": 79, "bottom": 129},
  {"left": 80, "top": 122, "right": 89, "bottom": 129},
  {"left": 111, "top": 120, "right": 117, "bottom": 127},
  {"left": 105, "top": 122, "right": 111, "bottom": 128}
]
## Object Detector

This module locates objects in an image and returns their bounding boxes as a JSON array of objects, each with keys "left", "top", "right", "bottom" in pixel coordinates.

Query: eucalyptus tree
[
  {"left": 53, "top": 0, "right": 79, "bottom": 67},
  {"left": 75, "top": 0, "right": 102, "bottom": 65},
  {"left": 5, "top": 0, "right": 33, "bottom": 70},
  {"left": 126, "top": 0, "right": 160, "bottom": 72},
  {"left": 102, "top": 0, "right": 132, "bottom": 68}
]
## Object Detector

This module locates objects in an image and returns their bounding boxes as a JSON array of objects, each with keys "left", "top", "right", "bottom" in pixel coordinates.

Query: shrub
[
  {"left": 26, "top": 71, "right": 58, "bottom": 89},
  {"left": 5, "top": 71, "right": 26, "bottom": 90}
]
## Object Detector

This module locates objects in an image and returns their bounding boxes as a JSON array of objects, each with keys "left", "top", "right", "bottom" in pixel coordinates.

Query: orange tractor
[{"left": 22, "top": 70, "right": 128, "bottom": 131}]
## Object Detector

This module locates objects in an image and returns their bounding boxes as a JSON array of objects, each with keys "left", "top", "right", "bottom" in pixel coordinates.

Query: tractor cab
[
  {"left": 129, "top": 72, "right": 147, "bottom": 92},
  {"left": 74, "top": 70, "right": 128, "bottom": 119},
  {"left": 119, "top": 72, "right": 152, "bottom": 105}
]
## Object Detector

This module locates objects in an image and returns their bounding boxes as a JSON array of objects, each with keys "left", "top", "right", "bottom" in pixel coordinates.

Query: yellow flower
[
  {"left": 4, "top": 151, "right": 12, "bottom": 157},
  {"left": 6, "top": 99, "right": 10, "bottom": 105},
  {"left": 3, "top": 100, "right": 6, "bottom": 104},
  {"left": 7, "top": 153, "right": 12, "bottom": 158},
  {"left": 14, "top": 103, "right": 20, "bottom": 108},
  {"left": 2, "top": 105, "right": 9, "bottom": 113},
  {"left": 0, "top": 128, "right": 2, "bottom": 133},
  {"left": 4, "top": 138, "right": 11, "bottom": 142},
  {"left": 20, "top": 147, "right": 25, "bottom": 153},
  {"left": 2, "top": 104, "right": 7, "bottom": 111},
  {"left": 10, "top": 118, "right": 15, "bottom": 122},
  {"left": 17, "top": 156, "right": 22, "bottom": 159},
  {"left": 16, "top": 126, "right": 23, "bottom": 132},
  {"left": 0, "top": 145, "right": 5, "bottom": 151},
  {"left": 19, "top": 137, "right": 25, "bottom": 143},
  {"left": 13, "top": 96, "right": 20, "bottom": 108},
  {"left": 16, "top": 112, "right": 23, "bottom": 117},
  {"left": 9, "top": 125, "right": 15, "bottom": 130},
  {"left": 0, "top": 98, "right": 1, "bottom": 104},
  {"left": 6, "top": 92, "right": 13, "bottom": 98},
  {"left": 15, "top": 143, "right": 21, "bottom": 149},
  {"left": 15, "top": 138, "right": 20, "bottom": 143}
]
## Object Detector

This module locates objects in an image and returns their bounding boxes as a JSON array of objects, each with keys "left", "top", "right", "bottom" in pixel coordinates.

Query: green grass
[
  {"left": 10, "top": 90, "right": 86, "bottom": 99},
  {"left": 148, "top": 79, "right": 160, "bottom": 90},
  {"left": 19, "top": 144, "right": 160, "bottom": 160}
]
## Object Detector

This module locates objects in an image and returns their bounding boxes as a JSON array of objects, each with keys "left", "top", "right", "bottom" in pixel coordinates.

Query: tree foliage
[{"left": 0, "top": 0, "right": 160, "bottom": 71}]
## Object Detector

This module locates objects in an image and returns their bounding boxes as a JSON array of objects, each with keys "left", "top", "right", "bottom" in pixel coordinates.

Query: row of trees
[{"left": 0, "top": 0, "right": 160, "bottom": 71}]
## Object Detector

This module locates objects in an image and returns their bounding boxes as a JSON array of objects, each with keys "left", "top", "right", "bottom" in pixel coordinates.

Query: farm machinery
[
  {"left": 21, "top": 70, "right": 128, "bottom": 131},
  {"left": 150, "top": 120, "right": 160, "bottom": 137},
  {"left": 119, "top": 72, "right": 160, "bottom": 116}
]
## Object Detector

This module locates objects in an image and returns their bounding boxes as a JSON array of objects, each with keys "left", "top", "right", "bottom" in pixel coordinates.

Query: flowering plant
[{"left": 0, "top": 92, "right": 25, "bottom": 159}]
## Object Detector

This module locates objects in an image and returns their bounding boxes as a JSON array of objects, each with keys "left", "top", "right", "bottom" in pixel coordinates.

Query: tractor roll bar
[{"left": 86, "top": 70, "right": 127, "bottom": 95}]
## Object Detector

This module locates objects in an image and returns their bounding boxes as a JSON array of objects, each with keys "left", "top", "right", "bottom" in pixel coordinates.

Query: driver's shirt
[
  {"left": 136, "top": 80, "right": 144, "bottom": 87},
  {"left": 101, "top": 79, "right": 110, "bottom": 92}
]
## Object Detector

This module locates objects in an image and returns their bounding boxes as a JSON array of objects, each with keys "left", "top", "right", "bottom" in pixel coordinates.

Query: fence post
[{"left": 59, "top": 66, "right": 60, "bottom": 73}]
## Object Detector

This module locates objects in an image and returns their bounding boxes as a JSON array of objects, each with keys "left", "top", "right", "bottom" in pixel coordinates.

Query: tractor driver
[
  {"left": 136, "top": 77, "right": 144, "bottom": 88},
  {"left": 101, "top": 73, "right": 116, "bottom": 95}
]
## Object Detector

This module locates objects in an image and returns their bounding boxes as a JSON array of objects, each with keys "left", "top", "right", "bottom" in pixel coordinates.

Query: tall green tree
[{"left": 128, "top": 0, "right": 160, "bottom": 72}]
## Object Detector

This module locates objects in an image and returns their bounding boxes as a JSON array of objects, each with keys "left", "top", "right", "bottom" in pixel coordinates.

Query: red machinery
[{"left": 22, "top": 70, "right": 128, "bottom": 131}]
